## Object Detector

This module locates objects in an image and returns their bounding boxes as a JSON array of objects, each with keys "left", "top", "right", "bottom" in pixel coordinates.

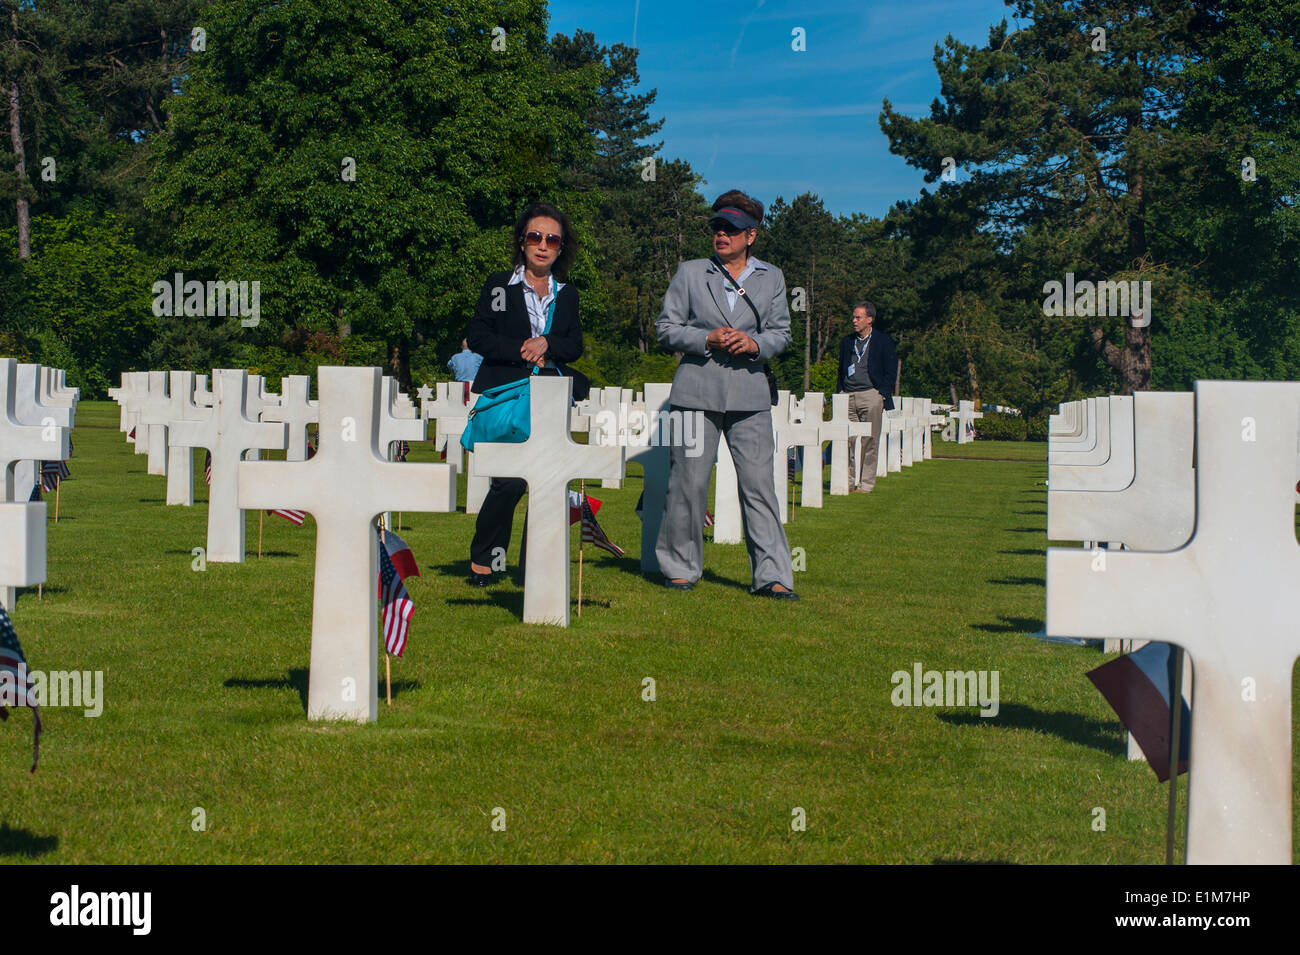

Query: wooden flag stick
[
  {"left": 54, "top": 481, "right": 60, "bottom": 523},
  {"left": 37, "top": 583, "right": 42, "bottom": 600},
  {"left": 385, "top": 653, "right": 392, "bottom": 706},
  {"left": 576, "top": 480, "right": 585, "bottom": 617},
  {"left": 398, "top": 511, "right": 403, "bottom": 532},
  {"left": 258, "top": 510, "right": 264, "bottom": 558},
  {"left": 1165, "top": 646, "right": 1186, "bottom": 865}
]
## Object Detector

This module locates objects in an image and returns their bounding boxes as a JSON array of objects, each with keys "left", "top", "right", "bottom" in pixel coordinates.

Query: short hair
[
  {"left": 511, "top": 202, "right": 578, "bottom": 279},
  {"left": 853, "top": 301, "right": 877, "bottom": 320},
  {"left": 712, "top": 190, "right": 764, "bottom": 226}
]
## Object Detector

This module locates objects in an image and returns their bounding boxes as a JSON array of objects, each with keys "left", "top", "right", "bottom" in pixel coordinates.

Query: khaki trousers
[{"left": 847, "top": 389, "right": 884, "bottom": 490}]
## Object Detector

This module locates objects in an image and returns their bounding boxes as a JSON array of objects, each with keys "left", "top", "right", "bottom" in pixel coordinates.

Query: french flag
[
  {"left": 568, "top": 490, "right": 601, "bottom": 525},
  {"left": 1086, "top": 641, "right": 1191, "bottom": 781},
  {"left": 381, "top": 529, "right": 420, "bottom": 581}
]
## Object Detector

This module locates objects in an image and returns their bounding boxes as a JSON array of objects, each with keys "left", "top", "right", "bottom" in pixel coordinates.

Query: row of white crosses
[
  {"left": 1046, "top": 393, "right": 1192, "bottom": 769},
  {"left": 1044, "top": 384, "right": 1300, "bottom": 864},
  {"left": 0, "top": 359, "right": 75, "bottom": 612}
]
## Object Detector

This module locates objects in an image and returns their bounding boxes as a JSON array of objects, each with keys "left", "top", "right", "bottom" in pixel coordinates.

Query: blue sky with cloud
[{"left": 546, "top": 0, "right": 1021, "bottom": 218}]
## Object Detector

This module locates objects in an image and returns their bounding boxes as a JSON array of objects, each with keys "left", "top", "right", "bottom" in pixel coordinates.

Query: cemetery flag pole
[
  {"left": 1165, "top": 646, "right": 1186, "bottom": 865},
  {"left": 577, "top": 480, "right": 585, "bottom": 617}
]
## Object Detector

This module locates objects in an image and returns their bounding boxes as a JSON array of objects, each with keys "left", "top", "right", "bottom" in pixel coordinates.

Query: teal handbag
[{"left": 461, "top": 281, "right": 556, "bottom": 452}]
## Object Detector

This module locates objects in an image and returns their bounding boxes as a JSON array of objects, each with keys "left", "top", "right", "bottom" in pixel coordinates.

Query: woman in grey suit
[{"left": 654, "top": 190, "right": 798, "bottom": 599}]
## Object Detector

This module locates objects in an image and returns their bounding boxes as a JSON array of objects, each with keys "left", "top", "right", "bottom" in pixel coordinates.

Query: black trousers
[{"left": 470, "top": 477, "right": 528, "bottom": 572}]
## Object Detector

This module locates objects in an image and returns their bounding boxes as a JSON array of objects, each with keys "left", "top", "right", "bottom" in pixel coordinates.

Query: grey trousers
[
  {"left": 655, "top": 406, "right": 794, "bottom": 591},
  {"left": 847, "top": 389, "right": 884, "bottom": 490}
]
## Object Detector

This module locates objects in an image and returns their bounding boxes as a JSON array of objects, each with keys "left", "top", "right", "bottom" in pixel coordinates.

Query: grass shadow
[
  {"left": 0, "top": 822, "right": 58, "bottom": 859},
  {"left": 999, "top": 548, "right": 1045, "bottom": 556},
  {"left": 986, "top": 576, "right": 1044, "bottom": 587},
  {"left": 224, "top": 669, "right": 310, "bottom": 711},
  {"left": 937, "top": 703, "right": 1124, "bottom": 756},
  {"left": 252, "top": 551, "right": 298, "bottom": 558},
  {"left": 16, "top": 585, "right": 68, "bottom": 597},
  {"left": 971, "top": 615, "right": 1045, "bottom": 634}
]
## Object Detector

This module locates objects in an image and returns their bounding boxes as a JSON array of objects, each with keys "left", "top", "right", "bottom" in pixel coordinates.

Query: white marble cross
[
  {"left": 139, "top": 371, "right": 203, "bottom": 506},
  {"left": 630, "top": 383, "right": 673, "bottom": 572},
  {"left": 791, "top": 393, "right": 825, "bottom": 508},
  {"left": 599, "top": 387, "right": 633, "bottom": 489},
  {"left": 11, "top": 364, "right": 74, "bottom": 502},
  {"left": 261, "top": 376, "right": 318, "bottom": 462},
  {"left": 770, "top": 392, "right": 819, "bottom": 522},
  {"left": 1048, "top": 393, "right": 1193, "bottom": 550},
  {"left": 1047, "top": 380, "right": 1300, "bottom": 864},
  {"left": 712, "top": 434, "right": 744, "bottom": 545},
  {"left": 473, "top": 375, "right": 624, "bottom": 626},
  {"left": 0, "top": 360, "right": 67, "bottom": 610},
  {"left": 1053, "top": 398, "right": 1098, "bottom": 452},
  {"left": 239, "top": 366, "right": 456, "bottom": 721},
  {"left": 377, "top": 377, "right": 427, "bottom": 529},
  {"left": 827, "top": 394, "right": 873, "bottom": 492},
  {"left": 1049, "top": 396, "right": 1135, "bottom": 492},
  {"left": 951, "top": 399, "right": 984, "bottom": 444},
  {"left": 40, "top": 367, "right": 78, "bottom": 409},
  {"left": 1049, "top": 396, "right": 1113, "bottom": 467},
  {"left": 1050, "top": 401, "right": 1083, "bottom": 438},
  {"left": 168, "top": 370, "right": 287, "bottom": 563}
]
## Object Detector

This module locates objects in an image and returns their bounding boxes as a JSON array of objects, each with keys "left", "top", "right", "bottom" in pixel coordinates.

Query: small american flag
[
  {"left": 204, "top": 450, "right": 212, "bottom": 486},
  {"left": 377, "top": 528, "right": 417, "bottom": 657},
  {"left": 307, "top": 437, "right": 317, "bottom": 459},
  {"left": 390, "top": 440, "right": 410, "bottom": 462},
  {"left": 39, "top": 460, "right": 69, "bottom": 492},
  {"left": 127, "top": 426, "right": 136, "bottom": 439},
  {"left": 0, "top": 605, "right": 41, "bottom": 773},
  {"left": 581, "top": 497, "right": 624, "bottom": 558},
  {"left": 267, "top": 508, "right": 306, "bottom": 525}
]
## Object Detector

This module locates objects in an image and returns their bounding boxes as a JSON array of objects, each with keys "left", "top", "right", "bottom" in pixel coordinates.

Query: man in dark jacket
[{"left": 835, "top": 301, "right": 896, "bottom": 492}]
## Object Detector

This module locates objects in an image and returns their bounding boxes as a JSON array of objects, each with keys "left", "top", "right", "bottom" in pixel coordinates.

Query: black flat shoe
[
  {"left": 469, "top": 571, "right": 494, "bottom": 587},
  {"left": 663, "top": 579, "right": 694, "bottom": 591},
  {"left": 753, "top": 582, "right": 800, "bottom": 601}
]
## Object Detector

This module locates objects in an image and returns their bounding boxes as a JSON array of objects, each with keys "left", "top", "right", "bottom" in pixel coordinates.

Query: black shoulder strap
[{"left": 712, "top": 255, "right": 762, "bottom": 330}]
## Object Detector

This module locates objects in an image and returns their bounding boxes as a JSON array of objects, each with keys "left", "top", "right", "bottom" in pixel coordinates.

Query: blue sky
[{"left": 546, "top": 0, "right": 1021, "bottom": 219}]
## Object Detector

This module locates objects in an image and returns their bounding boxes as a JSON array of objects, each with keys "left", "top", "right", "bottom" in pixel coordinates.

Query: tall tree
[
  {"left": 146, "top": 1, "right": 602, "bottom": 386},
  {"left": 881, "top": 0, "right": 1216, "bottom": 393}
]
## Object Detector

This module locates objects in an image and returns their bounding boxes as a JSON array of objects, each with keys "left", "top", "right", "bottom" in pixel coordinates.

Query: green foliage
[
  {"left": 144, "top": 0, "right": 603, "bottom": 383},
  {"left": 0, "top": 210, "right": 156, "bottom": 396}
]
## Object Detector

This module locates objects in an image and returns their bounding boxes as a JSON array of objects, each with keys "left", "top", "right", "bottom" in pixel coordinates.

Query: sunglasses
[
  {"left": 524, "top": 231, "right": 564, "bottom": 250},
  {"left": 710, "top": 223, "right": 748, "bottom": 236}
]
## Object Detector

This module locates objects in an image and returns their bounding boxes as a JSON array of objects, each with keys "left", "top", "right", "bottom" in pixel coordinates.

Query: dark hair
[
  {"left": 853, "top": 300, "right": 877, "bottom": 320},
  {"left": 511, "top": 202, "right": 577, "bottom": 279},
  {"left": 712, "top": 189, "right": 765, "bottom": 226}
]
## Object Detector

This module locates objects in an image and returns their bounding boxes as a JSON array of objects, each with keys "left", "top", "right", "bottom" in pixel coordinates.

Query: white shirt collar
[{"left": 508, "top": 265, "right": 565, "bottom": 293}]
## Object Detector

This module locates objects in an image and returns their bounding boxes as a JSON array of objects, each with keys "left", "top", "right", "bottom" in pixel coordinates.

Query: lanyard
[{"left": 853, "top": 334, "right": 870, "bottom": 365}]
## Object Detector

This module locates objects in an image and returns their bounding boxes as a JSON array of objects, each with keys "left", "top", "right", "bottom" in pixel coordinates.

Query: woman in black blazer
[{"left": 466, "top": 202, "right": 586, "bottom": 586}]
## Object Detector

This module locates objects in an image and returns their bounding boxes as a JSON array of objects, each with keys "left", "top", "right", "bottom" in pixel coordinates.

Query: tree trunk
[
  {"left": 8, "top": 13, "right": 30, "bottom": 260},
  {"left": 803, "top": 257, "right": 813, "bottom": 392}
]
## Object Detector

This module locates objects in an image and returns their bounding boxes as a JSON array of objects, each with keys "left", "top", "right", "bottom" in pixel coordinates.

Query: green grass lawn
[{"left": 3, "top": 401, "right": 1294, "bottom": 863}]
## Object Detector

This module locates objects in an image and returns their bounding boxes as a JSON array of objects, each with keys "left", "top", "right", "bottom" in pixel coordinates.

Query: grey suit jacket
[{"left": 656, "top": 257, "right": 792, "bottom": 412}]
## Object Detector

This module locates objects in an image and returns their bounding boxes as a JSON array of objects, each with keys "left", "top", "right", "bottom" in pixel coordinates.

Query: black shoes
[
  {"left": 753, "top": 582, "right": 800, "bottom": 601},
  {"left": 468, "top": 571, "right": 494, "bottom": 587}
]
